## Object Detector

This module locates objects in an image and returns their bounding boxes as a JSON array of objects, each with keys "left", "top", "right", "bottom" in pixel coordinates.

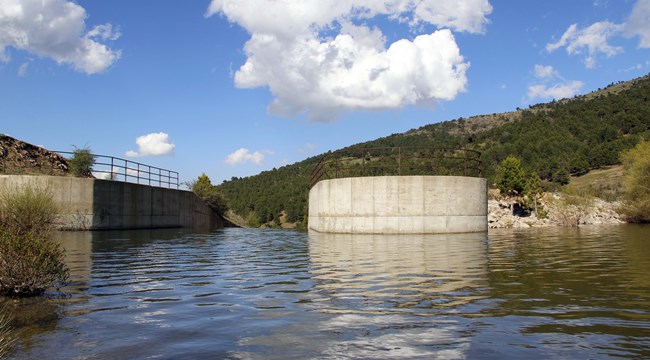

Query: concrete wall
[
  {"left": 308, "top": 176, "right": 487, "bottom": 234},
  {"left": 0, "top": 175, "right": 223, "bottom": 230}
]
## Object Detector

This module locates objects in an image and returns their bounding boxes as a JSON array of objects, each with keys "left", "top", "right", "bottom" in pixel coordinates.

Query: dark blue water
[{"left": 2, "top": 225, "right": 650, "bottom": 359}]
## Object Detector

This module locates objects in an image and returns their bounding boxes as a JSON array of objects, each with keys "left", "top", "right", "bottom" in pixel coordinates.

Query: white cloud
[
  {"left": 546, "top": 1, "right": 650, "bottom": 68},
  {"left": 299, "top": 143, "right": 317, "bottom": 153},
  {"left": 0, "top": 0, "right": 121, "bottom": 74},
  {"left": 533, "top": 64, "right": 557, "bottom": 79},
  {"left": 546, "top": 21, "right": 623, "bottom": 68},
  {"left": 527, "top": 65, "right": 583, "bottom": 101},
  {"left": 225, "top": 148, "right": 266, "bottom": 165},
  {"left": 17, "top": 61, "right": 28, "bottom": 76},
  {"left": 125, "top": 132, "right": 175, "bottom": 157},
  {"left": 527, "top": 81, "right": 584, "bottom": 100},
  {"left": 206, "top": 0, "right": 492, "bottom": 122},
  {"left": 625, "top": 0, "right": 650, "bottom": 48}
]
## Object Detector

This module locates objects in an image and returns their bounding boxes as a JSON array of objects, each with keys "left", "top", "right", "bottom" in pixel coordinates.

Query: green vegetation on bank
[
  {"left": 0, "top": 184, "right": 69, "bottom": 297},
  {"left": 186, "top": 173, "right": 228, "bottom": 217},
  {"left": 217, "top": 74, "right": 650, "bottom": 225},
  {"left": 620, "top": 140, "right": 650, "bottom": 222}
]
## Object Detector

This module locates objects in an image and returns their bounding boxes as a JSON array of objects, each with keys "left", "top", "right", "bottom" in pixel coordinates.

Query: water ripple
[{"left": 2, "top": 226, "right": 649, "bottom": 359}]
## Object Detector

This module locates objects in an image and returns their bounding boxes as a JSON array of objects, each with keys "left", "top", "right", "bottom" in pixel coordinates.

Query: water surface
[{"left": 2, "top": 225, "right": 649, "bottom": 359}]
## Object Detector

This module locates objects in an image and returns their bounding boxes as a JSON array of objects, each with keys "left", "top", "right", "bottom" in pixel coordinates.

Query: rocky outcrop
[
  {"left": 488, "top": 193, "right": 624, "bottom": 228},
  {"left": 0, "top": 134, "right": 69, "bottom": 176}
]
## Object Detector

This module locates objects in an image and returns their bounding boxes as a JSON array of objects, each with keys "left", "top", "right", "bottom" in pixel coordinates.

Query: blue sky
[{"left": 1, "top": 0, "right": 649, "bottom": 184}]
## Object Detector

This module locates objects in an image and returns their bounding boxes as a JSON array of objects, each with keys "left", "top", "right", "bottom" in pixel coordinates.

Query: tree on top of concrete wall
[{"left": 69, "top": 145, "right": 96, "bottom": 178}]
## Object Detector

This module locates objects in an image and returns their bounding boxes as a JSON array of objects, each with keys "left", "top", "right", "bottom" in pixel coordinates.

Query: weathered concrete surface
[
  {"left": 309, "top": 176, "right": 487, "bottom": 234},
  {"left": 0, "top": 175, "right": 224, "bottom": 230}
]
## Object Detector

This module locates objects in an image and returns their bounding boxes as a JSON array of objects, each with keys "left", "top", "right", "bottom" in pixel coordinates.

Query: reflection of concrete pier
[
  {"left": 308, "top": 232, "right": 489, "bottom": 309},
  {"left": 308, "top": 176, "right": 487, "bottom": 234}
]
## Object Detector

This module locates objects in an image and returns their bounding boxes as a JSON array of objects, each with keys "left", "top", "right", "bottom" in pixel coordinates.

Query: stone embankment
[
  {"left": 0, "top": 134, "right": 69, "bottom": 176},
  {"left": 488, "top": 193, "right": 624, "bottom": 228}
]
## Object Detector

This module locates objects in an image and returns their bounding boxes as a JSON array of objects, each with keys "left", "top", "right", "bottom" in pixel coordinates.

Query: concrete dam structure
[
  {"left": 0, "top": 175, "right": 224, "bottom": 230},
  {"left": 309, "top": 176, "right": 487, "bottom": 234},
  {"left": 308, "top": 147, "right": 487, "bottom": 234}
]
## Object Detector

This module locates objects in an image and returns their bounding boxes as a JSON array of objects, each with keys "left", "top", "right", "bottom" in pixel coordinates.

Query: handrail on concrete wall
[
  {"left": 310, "top": 146, "right": 481, "bottom": 188},
  {"left": 56, "top": 151, "right": 180, "bottom": 189}
]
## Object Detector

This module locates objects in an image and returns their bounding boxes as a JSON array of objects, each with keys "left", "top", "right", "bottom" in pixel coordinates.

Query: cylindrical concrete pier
[{"left": 308, "top": 176, "right": 487, "bottom": 234}]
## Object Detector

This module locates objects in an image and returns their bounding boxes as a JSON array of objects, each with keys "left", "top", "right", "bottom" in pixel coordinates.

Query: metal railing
[
  {"left": 310, "top": 146, "right": 481, "bottom": 188},
  {"left": 56, "top": 151, "right": 180, "bottom": 189}
]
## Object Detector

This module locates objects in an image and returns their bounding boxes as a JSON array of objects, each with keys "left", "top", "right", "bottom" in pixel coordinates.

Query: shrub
[
  {"left": 0, "top": 183, "right": 58, "bottom": 235},
  {"left": 620, "top": 140, "right": 650, "bottom": 223},
  {"left": 188, "top": 173, "right": 228, "bottom": 216},
  {"left": 552, "top": 187, "right": 594, "bottom": 227},
  {"left": 68, "top": 145, "right": 96, "bottom": 177},
  {"left": 0, "top": 184, "right": 69, "bottom": 297}
]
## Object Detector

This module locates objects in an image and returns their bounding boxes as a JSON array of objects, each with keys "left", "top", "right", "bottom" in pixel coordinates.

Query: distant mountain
[{"left": 217, "top": 73, "right": 650, "bottom": 226}]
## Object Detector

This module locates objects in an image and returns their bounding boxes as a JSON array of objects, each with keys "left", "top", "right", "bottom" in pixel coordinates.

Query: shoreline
[{"left": 488, "top": 192, "right": 624, "bottom": 229}]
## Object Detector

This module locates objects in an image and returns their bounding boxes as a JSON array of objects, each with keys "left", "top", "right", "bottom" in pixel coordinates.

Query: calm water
[{"left": 2, "top": 225, "right": 650, "bottom": 359}]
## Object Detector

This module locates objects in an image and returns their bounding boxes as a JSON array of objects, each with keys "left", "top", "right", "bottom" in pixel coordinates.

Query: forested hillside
[{"left": 217, "top": 74, "right": 650, "bottom": 226}]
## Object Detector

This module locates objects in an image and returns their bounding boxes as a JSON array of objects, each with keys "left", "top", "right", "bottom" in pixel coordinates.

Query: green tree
[
  {"left": 188, "top": 173, "right": 228, "bottom": 216},
  {"left": 68, "top": 145, "right": 96, "bottom": 177},
  {"left": 620, "top": 140, "right": 650, "bottom": 222},
  {"left": 524, "top": 171, "right": 543, "bottom": 214},
  {"left": 495, "top": 155, "right": 527, "bottom": 195}
]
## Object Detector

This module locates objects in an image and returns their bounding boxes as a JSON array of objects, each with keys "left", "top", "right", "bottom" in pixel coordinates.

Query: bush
[
  {"left": 552, "top": 187, "right": 594, "bottom": 227},
  {"left": 68, "top": 145, "right": 96, "bottom": 177},
  {"left": 188, "top": 173, "right": 228, "bottom": 216},
  {"left": 0, "top": 184, "right": 69, "bottom": 297},
  {"left": 620, "top": 140, "right": 650, "bottom": 223},
  {"left": 0, "top": 183, "right": 58, "bottom": 235}
]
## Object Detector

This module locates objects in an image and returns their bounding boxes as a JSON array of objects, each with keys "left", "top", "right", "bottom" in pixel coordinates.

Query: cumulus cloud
[
  {"left": 126, "top": 132, "right": 175, "bottom": 157},
  {"left": 0, "top": 0, "right": 121, "bottom": 74},
  {"left": 624, "top": 0, "right": 650, "bottom": 48},
  {"left": 225, "top": 148, "right": 266, "bottom": 165},
  {"left": 206, "top": 0, "right": 492, "bottom": 122},
  {"left": 527, "top": 65, "right": 583, "bottom": 101}
]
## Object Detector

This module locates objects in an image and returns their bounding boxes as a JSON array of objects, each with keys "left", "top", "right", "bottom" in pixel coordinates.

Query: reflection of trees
[
  {"left": 308, "top": 232, "right": 489, "bottom": 313},
  {"left": 0, "top": 231, "right": 96, "bottom": 356},
  {"left": 485, "top": 226, "right": 650, "bottom": 345}
]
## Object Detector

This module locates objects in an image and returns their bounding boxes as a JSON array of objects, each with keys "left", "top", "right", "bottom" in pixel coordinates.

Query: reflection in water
[
  {"left": 234, "top": 232, "right": 490, "bottom": 359},
  {"left": 308, "top": 232, "right": 488, "bottom": 311},
  {"left": 4, "top": 226, "right": 650, "bottom": 359},
  {"left": 484, "top": 225, "right": 650, "bottom": 358}
]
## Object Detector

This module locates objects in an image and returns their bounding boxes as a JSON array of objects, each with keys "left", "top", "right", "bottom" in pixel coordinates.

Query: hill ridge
[{"left": 216, "top": 73, "right": 650, "bottom": 225}]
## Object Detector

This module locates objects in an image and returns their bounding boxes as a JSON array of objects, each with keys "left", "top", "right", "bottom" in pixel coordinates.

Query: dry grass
[
  {"left": 568, "top": 165, "right": 624, "bottom": 201},
  {"left": 0, "top": 306, "right": 15, "bottom": 358}
]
